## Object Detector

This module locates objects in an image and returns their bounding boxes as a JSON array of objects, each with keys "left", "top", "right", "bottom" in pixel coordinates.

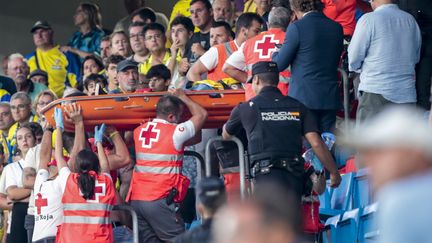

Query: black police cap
[{"left": 247, "top": 61, "right": 279, "bottom": 83}]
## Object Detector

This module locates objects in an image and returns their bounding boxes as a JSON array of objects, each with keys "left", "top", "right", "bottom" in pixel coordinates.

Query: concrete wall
[{"left": 0, "top": 0, "right": 176, "bottom": 74}]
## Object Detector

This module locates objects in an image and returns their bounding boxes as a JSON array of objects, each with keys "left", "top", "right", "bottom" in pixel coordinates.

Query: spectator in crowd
[
  {"left": 321, "top": 0, "right": 357, "bottom": 36},
  {"left": 131, "top": 7, "right": 157, "bottom": 24},
  {"left": 62, "top": 3, "right": 105, "bottom": 59},
  {"left": 188, "top": 13, "right": 263, "bottom": 83},
  {"left": 344, "top": 107, "right": 432, "bottom": 243},
  {"left": 114, "top": 0, "right": 169, "bottom": 33},
  {"left": 99, "top": 36, "right": 111, "bottom": 65},
  {"left": 7, "top": 54, "right": 48, "bottom": 102},
  {"left": 272, "top": 0, "right": 343, "bottom": 133},
  {"left": 53, "top": 109, "right": 116, "bottom": 243},
  {"left": 0, "top": 103, "right": 14, "bottom": 164},
  {"left": 224, "top": 7, "right": 291, "bottom": 100},
  {"left": 105, "top": 55, "right": 125, "bottom": 92},
  {"left": 139, "top": 23, "right": 171, "bottom": 75},
  {"left": 110, "top": 59, "right": 139, "bottom": 94},
  {"left": 81, "top": 55, "right": 104, "bottom": 80},
  {"left": 8, "top": 93, "right": 38, "bottom": 161},
  {"left": 168, "top": 16, "right": 194, "bottom": 88},
  {"left": 26, "top": 20, "right": 81, "bottom": 98},
  {"left": 223, "top": 61, "right": 341, "bottom": 198},
  {"left": 183, "top": 0, "right": 214, "bottom": 65},
  {"left": 83, "top": 74, "right": 107, "bottom": 96},
  {"left": 5, "top": 124, "right": 38, "bottom": 243},
  {"left": 169, "top": 0, "right": 193, "bottom": 24},
  {"left": 110, "top": 31, "right": 132, "bottom": 58},
  {"left": 33, "top": 90, "right": 57, "bottom": 120},
  {"left": 212, "top": 182, "right": 301, "bottom": 243},
  {"left": 147, "top": 64, "right": 171, "bottom": 92},
  {"left": 212, "top": 0, "right": 235, "bottom": 25},
  {"left": 128, "top": 22, "right": 150, "bottom": 64},
  {"left": 348, "top": 0, "right": 422, "bottom": 123},
  {"left": 0, "top": 75, "right": 17, "bottom": 95},
  {"left": 174, "top": 177, "right": 226, "bottom": 243},
  {"left": 243, "top": 0, "right": 271, "bottom": 29},
  {"left": 0, "top": 89, "right": 11, "bottom": 103},
  {"left": 128, "top": 88, "right": 207, "bottom": 242},
  {"left": 209, "top": 21, "right": 234, "bottom": 47},
  {"left": 29, "top": 69, "right": 48, "bottom": 87}
]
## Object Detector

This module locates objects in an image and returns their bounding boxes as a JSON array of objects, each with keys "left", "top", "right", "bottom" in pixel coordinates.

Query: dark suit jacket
[{"left": 272, "top": 12, "right": 344, "bottom": 110}]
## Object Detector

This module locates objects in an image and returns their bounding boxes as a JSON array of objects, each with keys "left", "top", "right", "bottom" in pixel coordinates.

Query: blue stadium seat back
[
  {"left": 322, "top": 215, "right": 340, "bottom": 243},
  {"left": 330, "top": 173, "right": 354, "bottom": 210},
  {"left": 358, "top": 203, "right": 379, "bottom": 243},
  {"left": 319, "top": 188, "right": 331, "bottom": 209},
  {"left": 333, "top": 144, "right": 354, "bottom": 168},
  {"left": 353, "top": 168, "right": 372, "bottom": 208},
  {"left": 336, "top": 208, "right": 360, "bottom": 243}
]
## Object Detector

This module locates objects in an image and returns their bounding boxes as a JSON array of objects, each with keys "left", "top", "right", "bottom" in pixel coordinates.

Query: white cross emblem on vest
[{"left": 80, "top": 180, "right": 106, "bottom": 203}]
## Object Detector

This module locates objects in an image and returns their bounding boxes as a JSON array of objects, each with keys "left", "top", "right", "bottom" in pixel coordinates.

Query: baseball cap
[
  {"left": 196, "top": 177, "right": 226, "bottom": 207},
  {"left": 247, "top": 61, "right": 279, "bottom": 83},
  {"left": 341, "top": 106, "right": 432, "bottom": 156},
  {"left": 31, "top": 20, "right": 52, "bottom": 33},
  {"left": 116, "top": 59, "right": 139, "bottom": 72},
  {"left": 29, "top": 69, "right": 48, "bottom": 80}
]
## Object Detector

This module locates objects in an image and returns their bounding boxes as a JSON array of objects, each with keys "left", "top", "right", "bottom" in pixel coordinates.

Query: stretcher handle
[
  {"left": 205, "top": 136, "right": 246, "bottom": 200},
  {"left": 113, "top": 205, "right": 139, "bottom": 243}
]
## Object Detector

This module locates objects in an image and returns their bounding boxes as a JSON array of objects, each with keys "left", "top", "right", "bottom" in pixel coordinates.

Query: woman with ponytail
[{"left": 53, "top": 107, "right": 116, "bottom": 243}]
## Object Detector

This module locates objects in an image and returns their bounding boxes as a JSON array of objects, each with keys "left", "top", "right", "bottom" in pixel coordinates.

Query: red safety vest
[
  {"left": 242, "top": 28, "right": 290, "bottom": 100},
  {"left": 57, "top": 172, "right": 116, "bottom": 243},
  {"left": 127, "top": 121, "right": 190, "bottom": 202},
  {"left": 207, "top": 40, "right": 238, "bottom": 81}
]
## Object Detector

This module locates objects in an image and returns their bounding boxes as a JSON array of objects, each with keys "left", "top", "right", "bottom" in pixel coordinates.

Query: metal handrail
[
  {"left": 184, "top": 150, "right": 205, "bottom": 181},
  {"left": 338, "top": 68, "right": 350, "bottom": 134},
  {"left": 113, "top": 205, "right": 139, "bottom": 243},
  {"left": 204, "top": 136, "right": 247, "bottom": 199}
]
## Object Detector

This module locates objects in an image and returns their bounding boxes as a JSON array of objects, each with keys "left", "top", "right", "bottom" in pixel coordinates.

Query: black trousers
[
  {"left": 254, "top": 168, "right": 303, "bottom": 200},
  {"left": 7, "top": 202, "right": 29, "bottom": 243}
]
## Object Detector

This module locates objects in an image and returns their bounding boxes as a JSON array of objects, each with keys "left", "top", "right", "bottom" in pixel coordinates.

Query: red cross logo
[
  {"left": 254, "top": 35, "right": 280, "bottom": 59},
  {"left": 82, "top": 180, "right": 106, "bottom": 203},
  {"left": 35, "top": 193, "right": 48, "bottom": 215},
  {"left": 138, "top": 122, "right": 160, "bottom": 148}
]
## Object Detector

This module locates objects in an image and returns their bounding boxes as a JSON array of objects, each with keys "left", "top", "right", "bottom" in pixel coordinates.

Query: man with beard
[{"left": 109, "top": 59, "right": 139, "bottom": 94}]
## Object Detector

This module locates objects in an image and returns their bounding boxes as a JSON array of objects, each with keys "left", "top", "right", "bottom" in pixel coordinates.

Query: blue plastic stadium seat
[
  {"left": 358, "top": 202, "right": 379, "bottom": 243},
  {"left": 352, "top": 168, "right": 372, "bottom": 209},
  {"left": 336, "top": 208, "right": 360, "bottom": 243},
  {"left": 320, "top": 173, "right": 355, "bottom": 219},
  {"left": 322, "top": 215, "right": 340, "bottom": 243}
]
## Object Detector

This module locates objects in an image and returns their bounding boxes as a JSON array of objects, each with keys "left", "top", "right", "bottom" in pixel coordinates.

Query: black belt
[{"left": 252, "top": 157, "right": 304, "bottom": 177}]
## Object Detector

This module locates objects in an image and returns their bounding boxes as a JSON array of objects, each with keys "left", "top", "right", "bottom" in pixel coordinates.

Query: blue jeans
[{"left": 113, "top": 226, "right": 134, "bottom": 243}]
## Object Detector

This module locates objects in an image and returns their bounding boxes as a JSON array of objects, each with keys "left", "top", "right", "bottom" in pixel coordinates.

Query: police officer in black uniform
[{"left": 222, "top": 61, "right": 341, "bottom": 198}]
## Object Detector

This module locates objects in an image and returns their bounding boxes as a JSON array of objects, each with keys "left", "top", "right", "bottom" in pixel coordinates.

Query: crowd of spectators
[{"left": 0, "top": 0, "right": 430, "bottom": 242}]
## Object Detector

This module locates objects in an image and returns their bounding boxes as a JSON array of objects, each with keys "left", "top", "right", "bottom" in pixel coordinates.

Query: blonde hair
[{"left": 33, "top": 90, "right": 58, "bottom": 112}]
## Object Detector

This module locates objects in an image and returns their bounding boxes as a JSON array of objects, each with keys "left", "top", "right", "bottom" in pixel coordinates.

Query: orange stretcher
[{"left": 41, "top": 90, "right": 245, "bottom": 131}]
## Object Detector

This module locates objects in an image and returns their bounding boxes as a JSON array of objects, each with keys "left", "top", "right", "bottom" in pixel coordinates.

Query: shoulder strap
[{"left": 34, "top": 50, "right": 41, "bottom": 70}]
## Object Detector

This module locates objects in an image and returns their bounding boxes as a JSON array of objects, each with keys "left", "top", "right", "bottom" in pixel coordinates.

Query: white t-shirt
[
  {"left": 5, "top": 159, "right": 25, "bottom": 192},
  {"left": 199, "top": 47, "right": 220, "bottom": 71},
  {"left": 23, "top": 144, "right": 41, "bottom": 215},
  {"left": 3, "top": 160, "right": 25, "bottom": 234},
  {"left": 225, "top": 44, "right": 247, "bottom": 71},
  {"left": 200, "top": 40, "right": 241, "bottom": 72},
  {"left": 150, "top": 119, "right": 196, "bottom": 151},
  {"left": 32, "top": 167, "right": 69, "bottom": 241}
]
